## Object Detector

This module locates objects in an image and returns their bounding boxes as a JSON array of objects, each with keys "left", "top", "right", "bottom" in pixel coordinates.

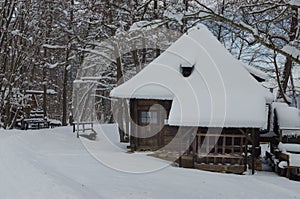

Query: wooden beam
[
  {"left": 252, "top": 128, "right": 255, "bottom": 175},
  {"left": 192, "top": 137, "right": 196, "bottom": 168},
  {"left": 244, "top": 131, "right": 248, "bottom": 171},
  {"left": 197, "top": 133, "right": 244, "bottom": 137}
]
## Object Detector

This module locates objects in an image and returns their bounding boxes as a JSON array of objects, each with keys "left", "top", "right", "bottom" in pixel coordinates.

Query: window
[
  {"left": 180, "top": 64, "right": 194, "bottom": 77},
  {"left": 140, "top": 111, "right": 158, "bottom": 124}
]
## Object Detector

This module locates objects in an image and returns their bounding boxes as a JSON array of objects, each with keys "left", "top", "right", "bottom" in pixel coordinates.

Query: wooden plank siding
[{"left": 130, "top": 99, "right": 175, "bottom": 150}]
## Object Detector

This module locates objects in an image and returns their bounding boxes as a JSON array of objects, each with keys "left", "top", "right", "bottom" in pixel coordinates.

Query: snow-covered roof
[
  {"left": 288, "top": 153, "right": 300, "bottom": 167},
  {"left": 278, "top": 142, "right": 300, "bottom": 153},
  {"left": 274, "top": 103, "right": 300, "bottom": 130},
  {"left": 278, "top": 142, "right": 300, "bottom": 167},
  {"left": 243, "top": 64, "right": 270, "bottom": 82},
  {"left": 110, "top": 24, "right": 273, "bottom": 128}
]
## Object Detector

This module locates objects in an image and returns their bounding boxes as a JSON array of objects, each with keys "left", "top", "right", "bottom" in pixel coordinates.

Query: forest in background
[{"left": 0, "top": 0, "right": 299, "bottom": 129}]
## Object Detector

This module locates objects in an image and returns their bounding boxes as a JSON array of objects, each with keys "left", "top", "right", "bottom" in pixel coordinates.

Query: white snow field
[{"left": 0, "top": 124, "right": 299, "bottom": 199}]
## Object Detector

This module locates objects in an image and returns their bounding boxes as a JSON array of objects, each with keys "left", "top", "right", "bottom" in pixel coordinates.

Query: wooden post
[
  {"left": 231, "top": 137, "right": 234, "bottom": 154},
  {"left": 196, "top": 134, "right": 199, "bottom": 167},
  {"left": 196, "top": 135, "right": 199, "bottom": 154},
  {"left": 77, "top": 121, "right": 79, "bottom": 138},
  {"left": 179, "top": 130, "right": 182, "bottom": 167},
  {"left": 244, "top": 129, "right": 248, "bottom": 172},
  {"left": 279, "top": 129, "right": 282, "bottom": 142},
  {"left": 287, "top": 168, "right": 291, "bottom": 180},
  {"left": 240, "top": 136, "right": 243, "bottom": 156},
  {"left": 252, "top": 128, "right": 255, "bottom": 175},
  {"left": 222, "top": 136, "right": 226, "bottom": 164},
  {"left": 192, "top": 137, "right": 196, "bottom": 168},
  {"left": 214, "top": 135, "right": 218, "bottom": 164}
]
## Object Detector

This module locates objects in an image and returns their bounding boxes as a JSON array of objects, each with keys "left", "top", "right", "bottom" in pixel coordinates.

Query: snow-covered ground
[{"left": 0, "top": 125, "right": 299, "bottom": 199}]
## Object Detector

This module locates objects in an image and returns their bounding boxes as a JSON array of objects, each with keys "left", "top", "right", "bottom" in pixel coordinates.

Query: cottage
[{"left": 110, "top": 24, "right": 273, "bottom": 173}]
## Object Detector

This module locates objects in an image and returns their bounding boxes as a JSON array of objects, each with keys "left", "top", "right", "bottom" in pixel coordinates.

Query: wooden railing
[{"left": 193, "top": 132, "right": 247, "bottom": 171}]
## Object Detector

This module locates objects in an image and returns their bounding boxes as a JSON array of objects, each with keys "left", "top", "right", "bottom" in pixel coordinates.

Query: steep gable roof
[{"left": 110, "top": 24, "right": 273, "bottom": 128}]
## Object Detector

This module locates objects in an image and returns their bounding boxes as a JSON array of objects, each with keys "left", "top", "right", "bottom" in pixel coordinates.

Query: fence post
[{"left": 77, "top": 121, "right": 79, "bottom": 138}]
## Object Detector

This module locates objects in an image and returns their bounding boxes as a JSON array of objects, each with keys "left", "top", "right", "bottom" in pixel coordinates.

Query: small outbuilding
[
  {"left": 110, "top": 24, "right": 273, "bottom": 173},
  {"left": 265, "top": 102, "right": 300, "bottom": 180}
]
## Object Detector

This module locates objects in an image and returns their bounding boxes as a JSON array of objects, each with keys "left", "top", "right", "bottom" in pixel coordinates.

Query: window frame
[{"left": 139, "top": 111, "right": 158, "bottom": 125}]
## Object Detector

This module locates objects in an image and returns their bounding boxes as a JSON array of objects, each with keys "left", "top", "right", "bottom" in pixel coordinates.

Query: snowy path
[{"left": 0, "top": 125, "right": 299, "bottom": 199}]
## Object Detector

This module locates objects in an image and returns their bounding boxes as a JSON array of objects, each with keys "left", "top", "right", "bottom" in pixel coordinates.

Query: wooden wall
[{"left": 129, "top": 99, "right": 178, "bottom": 150}]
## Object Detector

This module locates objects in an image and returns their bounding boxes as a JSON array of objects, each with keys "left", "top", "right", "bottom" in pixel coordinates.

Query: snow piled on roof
[
  {"left": 279, "top": 142, "right": 300, "bottom": 167},
  {"left": 110, "top": 24, "right": 273, "bottom": 128},
  {"left": 278, "top": 142, "right": 300, "bottom": 153},
  {"left": 275, "top": 103, "right": 300, "bottom": 129},
  {"left": 288, "top": 0, "right": 300, "bottom": 6},
  {"left": 289, "top": 153, "right": 300, "bottom": 167},
  {"left": 242, "top": 64, "right": 270, "bottom": 81}
]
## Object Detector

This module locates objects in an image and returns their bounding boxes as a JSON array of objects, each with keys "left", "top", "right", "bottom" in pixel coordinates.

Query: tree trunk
[
  {"left": 62, "top": 0, "right": 74, "bottom": 126},
  {"left": 122, "top": 99, "right": 130, "bottom": 142},
  {"left": 43, "top": 66, "right": 47, "bottom": 117},
  {"left": 153, "top": 0, "right": 158, "bottom": 18},
  {"left": 114, "top": 43, "right": 127, "bottom": 142},
  {"left": 182, "top": 0, "right": 189, "bottom": 32},
  {"left": 217, "top": 0, "right": 225, "bottom": 41},
  {"left": 3, "top": 86, "right": 12, "bottom": 129},
  {"left": 62, "top": 65, "right": 68, "bottom": 126},
  {"left": 281, "top": 7, "right": 298, "bottom": 94}
]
